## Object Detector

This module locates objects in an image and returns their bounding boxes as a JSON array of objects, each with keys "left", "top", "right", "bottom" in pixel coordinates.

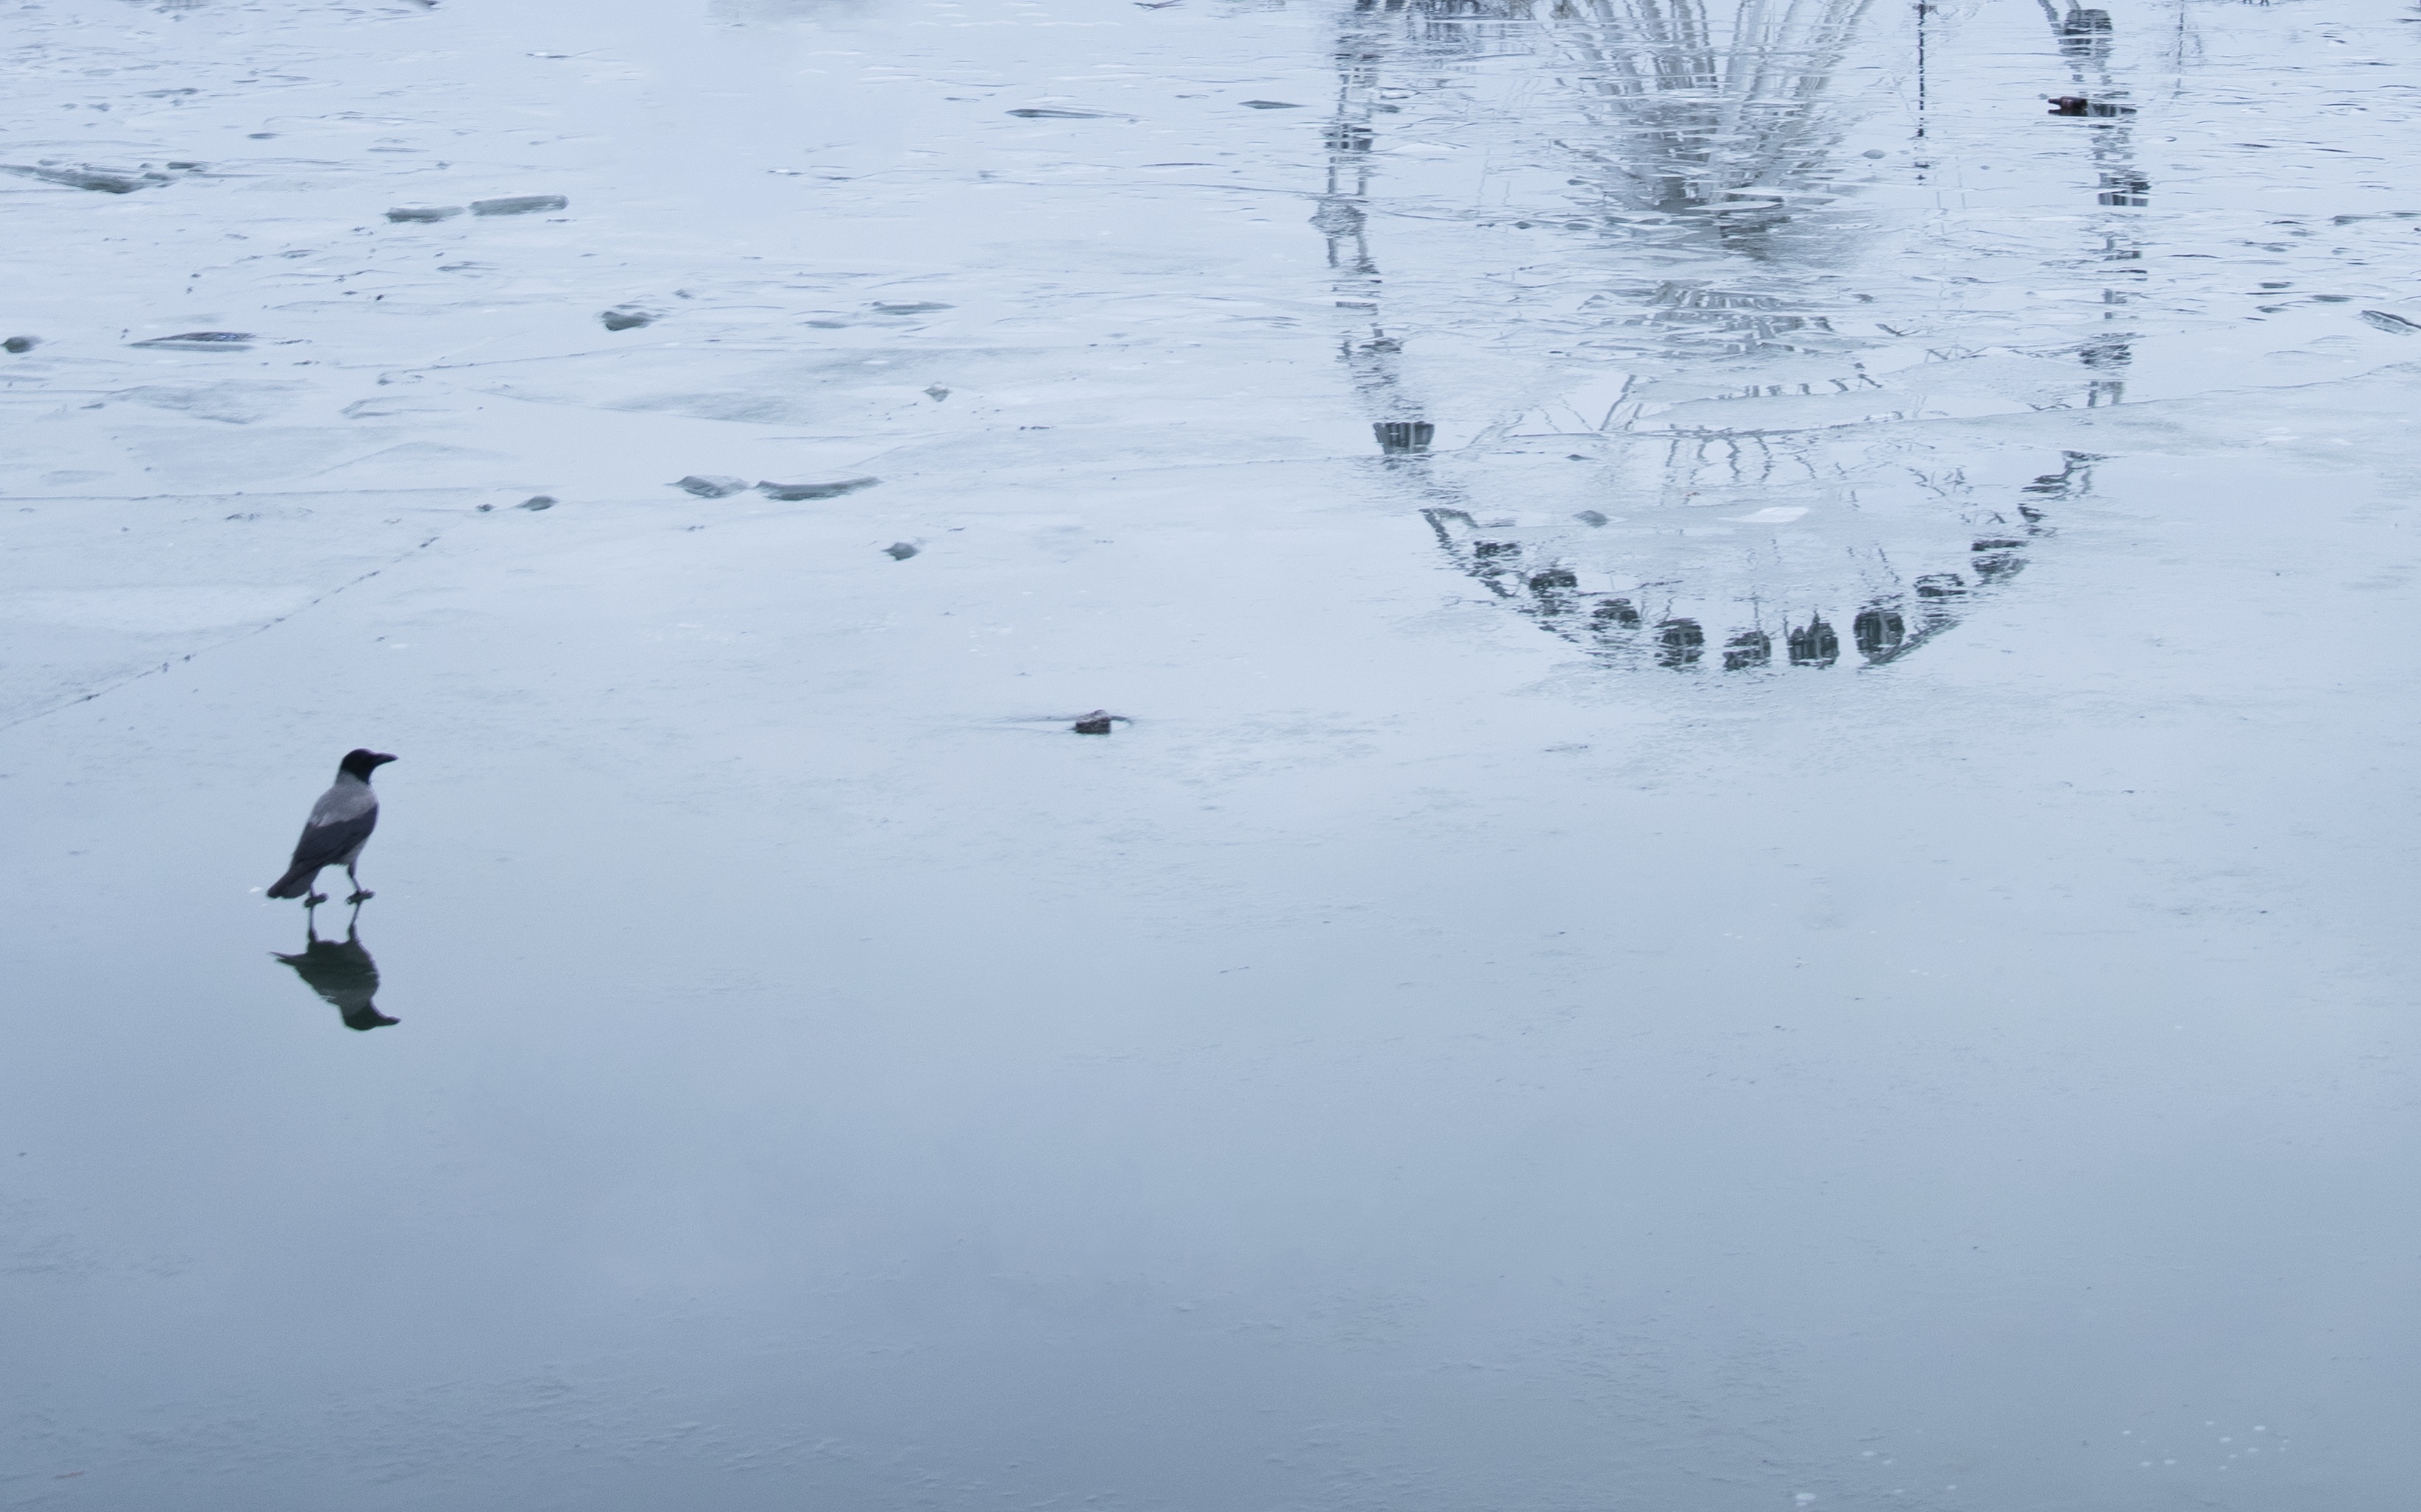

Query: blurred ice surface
[{"left": 3, "top": 0, "right": 2420, "bottom": 1506}]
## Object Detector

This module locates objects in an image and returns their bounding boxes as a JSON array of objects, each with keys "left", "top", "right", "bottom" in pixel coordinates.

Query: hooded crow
[{"left": 266, "top": 749, "right": 397, "bottom": 905}]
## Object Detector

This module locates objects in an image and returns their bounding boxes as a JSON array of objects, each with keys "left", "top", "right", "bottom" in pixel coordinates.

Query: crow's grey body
[{"left": 268, "top": 750, "right": 395, "bottom": 902}]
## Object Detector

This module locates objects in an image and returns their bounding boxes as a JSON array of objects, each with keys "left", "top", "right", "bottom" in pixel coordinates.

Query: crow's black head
[{"left": 339, "top": 749, "right": 399, "bottom": 778}]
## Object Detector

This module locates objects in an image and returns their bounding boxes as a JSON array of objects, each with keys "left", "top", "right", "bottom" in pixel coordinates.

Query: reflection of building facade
[{"left": 1323, "top": 0, "right": 2136, "bottom": 671}]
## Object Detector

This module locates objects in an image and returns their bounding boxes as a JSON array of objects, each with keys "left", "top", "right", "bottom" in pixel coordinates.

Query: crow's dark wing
[{"left": 288, "top": 806, "right": 378, "bottom": 872}]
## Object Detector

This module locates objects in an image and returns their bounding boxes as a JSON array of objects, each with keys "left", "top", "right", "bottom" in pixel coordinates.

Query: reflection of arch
[{"left": 1322, "top": 0, "right": 2119, "bottom": 673}]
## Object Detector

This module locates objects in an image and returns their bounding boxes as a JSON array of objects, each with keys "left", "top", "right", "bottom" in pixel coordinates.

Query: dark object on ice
[
  {"left": 1008, "top": 107, "right": 1114, "bottom": 119},
  {"left": 268, "top": 749, "right": 395, "bottom": 906},
  {"left": 2360, "top": 309, "right": 2421, "bottom": 334},
  {"left": 872, "top": 301, "right": 953, "bottom": 314},
  {"left": 471, "top": 194, "right": 568, "bottom": 216},
  {"left": 2046, "top": 96, "right": 2133, "bottom": 118},
  {"left": 925, "top": 384, "right": 952, "bottom": 400},
  {"left": 1574, "top": 509, "right": 1608, "bottom": 526},
  {"left": 1788, "top": 616, "right": 1839, "bottom": 667},
  {"left": 517, "top": 495, "right": 556, "bottom": 510},
  {"left": 1072, "top": 710, "right": 1125, "bottom": 735},
  {"left": 757, "top": 476, "right": 880, "bottom": 501},
  {"left": 1655, "top": 618, "right": 1705, "bottom": 668},
  {"left": 1723, "top": 629, "right": 1773, "bottom": 671},
  {"left": 884, "top": 542, "right": 919, "bottom": 560},
  {"left": 1592, "top": 596, "right": 1641, "bottom": 629},
  {"left": 166, "top": 160, "right": 207, "bottom": 171},
  {"left": 130, "top": 331, "right": 255, "bottom": 350},
  {"left": 1853, "top": 604, "right": 1906, "bottom": 660},
  {"left": 601, "top": 307, "right": 655, "bottom": 331},
  {"left": 3, "top": 336, "right": 35, "bottom": 354},
  {"left": 1241, "top": 100, "right": 1303, "bottom": 110},
  {"left": 1, "top": 163, "right": 159, "bottom": 194},
  {"left": 1136, "top": 1, "right": 1181, "bottom": 8},
  {"left": 385, "top": 205, "right": 462, "bottom": 222},
  {"left": 1527, "top": 568, "right": 1578, "bottom": 596},
  {"left": 673, "top": 474, "right": 749, "bottom": 498},
  {"left": 274, "top": 917, "right": 397, "bottom": 1031},
  {"left": 1915, "top": 572, "right": 1967, "bottom": 599},
  {"left": 1374, "top": 420, "right": 1433, "bottom": 454}
]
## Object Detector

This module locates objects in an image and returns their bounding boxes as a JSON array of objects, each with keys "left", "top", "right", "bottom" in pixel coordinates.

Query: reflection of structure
[
  {"left": 2041, "top": 0, "right": 2143, "bottom": 407},
  {"left": 1321, "top": 0, "right": 2122, "bottom": 671},
  {"left": 273, "top": 914, "right": 397, "bottom": 1031},
  {"left": 1421, "top": 450, "right": 2093, "bottom": 668}
]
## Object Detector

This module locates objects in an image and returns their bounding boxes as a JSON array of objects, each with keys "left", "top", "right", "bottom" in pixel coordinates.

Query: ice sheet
[{"left": 4, "top": 0, "right": 2420, "bottom": 1507}]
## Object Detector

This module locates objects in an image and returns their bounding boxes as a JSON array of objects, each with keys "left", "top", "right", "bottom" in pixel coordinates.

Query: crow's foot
[
  {"left": 346, "top": 890, "right": 375, "bottom": 904},
  {"left": 305, "top": 892, "right": 328, "bottom": 907}
]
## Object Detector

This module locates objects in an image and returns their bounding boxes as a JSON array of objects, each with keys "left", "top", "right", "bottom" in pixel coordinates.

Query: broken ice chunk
[
  {"left": 872, "top": 301, "right": 953, "bottom": 315},
  {"left": 471, "top": 194, "right": 569, "bottom": 216},
  {"left": 672, "top": 476, "right": 749, "bottom": 498},
  {"left": 516, "top": 495, "right": 556, "bottom": 511},
  {"left": 1, "top": 163, "right": 158, "bottom": 194},
  {"left": 385, "top": 205, "right": 463, "bottom": 222},
  {"left": 757, "top": 477, "right": 880, "bottom": 501},
  {"left": 4, "top": 336, "right": 36, "bottom": 354},
  {"left": 129, "top": 331, "right": 255, "bottom": 350},
  {"left": 600, "top": 308, "right": 656, "bottom": 331},
  {"left": 1240, "top": 100, "right": 1303, "bottom": 110},
  {"left": 884, "top": 542, "right": 919, "bottom": 560},
  {"left": 2360, "top": 309, "right": 2421, "bottom": 333}
]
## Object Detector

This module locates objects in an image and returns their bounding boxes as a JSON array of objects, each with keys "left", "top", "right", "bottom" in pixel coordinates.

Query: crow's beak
[{"left": 371, "top": 753, "right": 398, "bottom": 766}]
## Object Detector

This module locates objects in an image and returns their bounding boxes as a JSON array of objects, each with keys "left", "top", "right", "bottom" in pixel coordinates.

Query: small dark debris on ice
[
  {"left": 673, "top": 474, "right": 749, "bottom": 498},
  {"left": 1007, "top": 107, "right": 1117, "bottom": 119},
  {"left": 516, "top": 495, "right": 556, "bottom": 511},
  {"left": 385, "top": 205, "right": 462, "bottom": 223},
  {"left": 884, "top": 542, "right": 919, "bottom": 560},
  {"left": 872, "top": 301, "right": 953, "bottom": 315},
  {"left": 1072, "top": 710, "right": 1128, "bottom": 735},
  {"left": 1240, "top": 100, "right": 1303, "bottom": 110},
  {"left": 472, "top": 194, "right": 569, "bottom": 216},
  {"left": 601, "top": 307, "right": 656, "bottom": 331},
  {"left": 4, "top": 336, "right": 36, "bottom": 354},
  {"left": 757, "top": 476, "right": 880, "bottom": 501},
  {"left": 2046, "top": 96, "right": 2134, "bottom": 117},
  {"left": 2361, "top": 309, "right": 2421, "bottom": 333}
]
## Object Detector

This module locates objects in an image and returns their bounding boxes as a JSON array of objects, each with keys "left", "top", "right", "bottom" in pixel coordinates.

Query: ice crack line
[{"left": 0, "top": 532, "right": 448, "bottom": 736}]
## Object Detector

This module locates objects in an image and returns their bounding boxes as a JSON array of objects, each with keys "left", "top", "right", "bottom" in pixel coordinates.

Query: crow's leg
[{"left": 345, "top": 859, "right": 373, "bottom": 905}]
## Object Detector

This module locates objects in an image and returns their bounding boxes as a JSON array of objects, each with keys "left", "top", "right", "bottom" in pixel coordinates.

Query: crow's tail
[{"left": 266, "top": 862, "right": 318, "bottom": 900}]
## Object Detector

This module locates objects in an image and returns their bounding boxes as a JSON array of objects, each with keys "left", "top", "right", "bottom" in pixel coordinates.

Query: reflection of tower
[{"left": 2043, "top": 0, "right": 2142, "bottom": 407}]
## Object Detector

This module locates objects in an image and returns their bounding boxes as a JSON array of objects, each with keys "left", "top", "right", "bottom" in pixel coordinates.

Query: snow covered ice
[{"left": 3, "top": 0, "right": 2420, "bottom": 1506}]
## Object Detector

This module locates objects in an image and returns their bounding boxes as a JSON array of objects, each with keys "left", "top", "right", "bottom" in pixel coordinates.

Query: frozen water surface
[{"left": 4, "top": 0, "right": 2420, "bottom": 1504}]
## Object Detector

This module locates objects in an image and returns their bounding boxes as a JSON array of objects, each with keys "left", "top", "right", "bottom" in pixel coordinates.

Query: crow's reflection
[{"left": 273, "top": 914, "right": 397, "bottom": 1031}]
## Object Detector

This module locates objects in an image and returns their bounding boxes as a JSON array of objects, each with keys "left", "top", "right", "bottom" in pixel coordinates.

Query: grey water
[{"left": 4, "top": 0, "right": 2420, "bottom": 1506}]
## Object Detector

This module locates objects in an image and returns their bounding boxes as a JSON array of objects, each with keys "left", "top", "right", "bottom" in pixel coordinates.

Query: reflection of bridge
[{"left": 1322, "top": 0, "right": 2141, "bottom": 671}]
